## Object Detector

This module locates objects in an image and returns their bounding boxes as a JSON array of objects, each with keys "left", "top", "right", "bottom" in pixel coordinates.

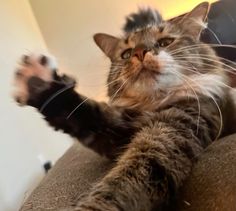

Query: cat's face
[{"left": 94, "top": 2, "right": 227, "bottom": 106}]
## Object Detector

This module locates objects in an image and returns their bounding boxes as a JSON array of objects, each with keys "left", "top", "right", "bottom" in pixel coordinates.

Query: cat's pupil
[
  {"left": 154, "top": 42, "right": 160, "bottom": 48},
  {"left": 121, "top": 48, "right": 133, "bottom": 59}
]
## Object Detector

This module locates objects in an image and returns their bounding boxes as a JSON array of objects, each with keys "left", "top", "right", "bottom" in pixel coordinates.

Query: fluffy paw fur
[{"left": 13, "top": 54, "right": 57, "bottom": 105}]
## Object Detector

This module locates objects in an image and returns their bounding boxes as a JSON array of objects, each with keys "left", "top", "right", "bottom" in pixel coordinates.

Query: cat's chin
[
  {"left": 134, "top": 67, "right": 161, "bottom": 81},
  {"left": 142, "top": 68, "right": 161, "bottom": 75}
]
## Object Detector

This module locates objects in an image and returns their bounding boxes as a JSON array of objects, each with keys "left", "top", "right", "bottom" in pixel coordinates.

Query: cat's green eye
[
  {"left": 157, "top": 38, "right": 175, "bottom": 48},
  {"left": 121, "top": 48, "right": 133, "bottom": 59}
]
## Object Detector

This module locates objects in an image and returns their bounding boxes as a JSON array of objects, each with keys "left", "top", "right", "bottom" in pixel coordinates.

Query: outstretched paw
[{"left": 13, "top": 53, "right": 57, "bottom": 105}]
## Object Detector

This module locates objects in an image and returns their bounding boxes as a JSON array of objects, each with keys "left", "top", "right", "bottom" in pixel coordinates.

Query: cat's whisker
[
  {"left": 194, "top": 19, "right": 222, "bottom": 45},
  {"left": 110, "top": 66, "right": 124, "bottom": 70},
  {"left": 66, "top": 97, "right": 90, "bottom": 120},
  {"left": 75, "top": 66, "right": 122, "bottom": 77},
  {"left": 190, "top": 80, "right": 223, "bottom": 140},
  {"left": 169, "top": 61, "right": 230, "bottom": 83},
  {"left": 165, "top": 63, "right": 234, "bottom": 92},
  {"left": 176, "top": 62, "right": 236, "bottom": 84},
  {"left": 210, "top": 95, "right": 223, "bottom": 140},
  {"left": 41, "top": 69, "right": 129, "bottom": 116},
  {"left": 174, "top": 55, "right": 236, "bottom": 74},
  {"left": 40, "top": 83, "right": 75, "bottom": 113},
  {"left": 194, "top": 84, "right": 223, "bottom": 140},
  {"left": 205, "top": 26, "right": 222, "bottom": 44},
  {"left": 168, "top": 43, "right": 207, "bottom": 55},
  {"left": 173, "top": 52, "right": 236, "bottom": 70},
  {"left": 109, "top": 77, "right": 130, "bottom": 102},
  {"left": 169, "top": 43, "right": 236, "bottom": 56},
  {"left": 181, "top": 71, "right": 222, "bottom": 139},
  {"left": 169, "top": 69, "right": 201, "bottom": 134},
  {"left": 185, "top": 69, "right": 232, "bottom": 90},
  {"left": 66, "top": 74, "right": 130, "bottom": 119},
  {"left": 79, "top": 67, "right": 131, "bottom": 88},
  {"left": 169, "top": 43, "right": 210, "bottom": 55},
  {"left": 170, "top": 68, "right": 223, "bottom": 139},
  {"left": 111, "top": 64, "right": 125, "bottom": 67}
]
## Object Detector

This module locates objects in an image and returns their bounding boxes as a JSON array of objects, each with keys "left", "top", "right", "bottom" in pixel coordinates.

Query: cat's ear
[
  {"left": 180, "top": 2, "right": 209, "bottom": 39},
  {"left": 94, "top": 33, "right": 120, "bottom": 59}
]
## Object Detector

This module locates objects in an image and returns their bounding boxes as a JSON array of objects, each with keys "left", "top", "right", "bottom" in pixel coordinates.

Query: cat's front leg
[
  {"left": 72, "top": 124, "right": 199, "bottom": 211},
  {"left": 13, "top": 54, "right": 136, "bottom": 158}
]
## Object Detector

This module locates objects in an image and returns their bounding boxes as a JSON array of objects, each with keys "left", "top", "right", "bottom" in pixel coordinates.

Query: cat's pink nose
[{"left": 133, "top": 46, "right": 150, "bottom": 61}]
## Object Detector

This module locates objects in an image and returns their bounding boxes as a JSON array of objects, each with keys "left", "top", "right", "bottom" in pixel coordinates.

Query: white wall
[{"left": 0, "top": 1, "right": 72, "bottom": 210}]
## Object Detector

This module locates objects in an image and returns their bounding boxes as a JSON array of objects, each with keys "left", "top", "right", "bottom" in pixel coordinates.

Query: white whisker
[
  {"left": 174, "top": 55, "right": 236, "bottom": 74},
  {"left": 40, "top": 83, "right": 75, "bottom": 113},
  {"left": 66, "top": 72, "right": 130, "bottom": 119},
  {"left": 168, "top": 63, "right": 232, "bottom": 90},
  {"left": 205, "top": 26, "right": 222, "bottom": 45},
  {"left": 66, "top": 97, "right": 90, "bottom": 120},
  {"left": 110, "top": 78, "right": 129, "bottom": 102},
  {"left": 170, "top": 69, "right": 201, "bottom": 134},
  {"left": 169, "top": 43, "right": 236, "bottom": 56},
  {"left": 170, "top": 68, "right": 223, "bottom": 139}
]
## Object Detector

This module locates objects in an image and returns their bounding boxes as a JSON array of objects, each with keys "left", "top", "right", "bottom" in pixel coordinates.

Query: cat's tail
[{"left": 123, "top": 7, "right": 163, "bottom": 33}]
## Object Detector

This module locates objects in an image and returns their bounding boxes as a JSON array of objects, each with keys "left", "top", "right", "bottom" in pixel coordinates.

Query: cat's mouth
[
  {"left": 129, "top": 56, "right": 163, "bottom": 80},
  {"left": 141, "top": 67, "right": 161, "bottom": 75},
  {"left": 131, "top": 67, "right": 162, "bottom": 83},
  {"left": 139, "top": 60, "right": 162, "bottom": 75}
]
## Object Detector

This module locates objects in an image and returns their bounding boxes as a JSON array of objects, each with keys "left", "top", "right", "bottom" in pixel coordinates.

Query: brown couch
[{"left": 20, "top": 134, "right": 236, "bottom": 211}]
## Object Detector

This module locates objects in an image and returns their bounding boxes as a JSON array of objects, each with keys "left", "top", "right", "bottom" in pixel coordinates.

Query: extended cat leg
[
  {"left": 13, "top": 54, "right": 137, "bottom": 158},
  {"left": 73, "top": 124, "right": 201, "bottom": 211}
]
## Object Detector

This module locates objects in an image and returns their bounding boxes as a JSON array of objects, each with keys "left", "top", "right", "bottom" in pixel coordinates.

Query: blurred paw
[{"left": 13, "top": 53, "right": 57, "bottom": 105}]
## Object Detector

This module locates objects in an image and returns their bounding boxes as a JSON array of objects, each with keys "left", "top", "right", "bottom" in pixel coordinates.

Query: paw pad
[{"left": 13, "top": 53, "right": 57, "bottom": 105}]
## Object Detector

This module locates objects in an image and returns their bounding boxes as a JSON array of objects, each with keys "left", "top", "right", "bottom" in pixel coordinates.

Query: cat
[{"left": 13, "top": 2, "right": 236, "bottom": 211}]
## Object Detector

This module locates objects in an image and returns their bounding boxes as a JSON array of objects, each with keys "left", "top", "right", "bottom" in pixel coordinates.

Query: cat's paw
[{"left": 13, "top": 53, "right": 57, "bottom": 105}]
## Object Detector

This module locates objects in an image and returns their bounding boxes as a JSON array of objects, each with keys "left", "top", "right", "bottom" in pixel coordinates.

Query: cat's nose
[{"left": 133, "top": 45, "right": 150, "bottom": 61}]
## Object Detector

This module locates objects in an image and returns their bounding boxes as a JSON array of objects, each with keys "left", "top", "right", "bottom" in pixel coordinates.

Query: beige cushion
[
  {"left": 177, "top": 134, "right": 236, "bottom": 211},
  {"left": 20, "top": 135, "right": 236, "bottom": 211},
  {"left": 20, "top": 144, "right": 113, "bottom": 210}
]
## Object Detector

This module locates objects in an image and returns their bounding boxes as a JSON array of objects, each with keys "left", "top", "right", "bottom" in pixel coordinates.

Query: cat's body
[{"left": 13, "top": 2, "right": 236, "bottom": 211}]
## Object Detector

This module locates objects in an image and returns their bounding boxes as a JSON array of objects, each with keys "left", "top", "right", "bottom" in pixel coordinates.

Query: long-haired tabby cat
[{"left": 13, "top": 2, "right": 236, "bottom": 211}]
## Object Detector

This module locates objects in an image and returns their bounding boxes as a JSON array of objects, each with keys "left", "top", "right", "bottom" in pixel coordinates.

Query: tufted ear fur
[
  {"left": 94, "top": 33, "right": 120, "bottom": 59},
  {"left": 180, "top": 2, "right": 210, "bottom": 39}
]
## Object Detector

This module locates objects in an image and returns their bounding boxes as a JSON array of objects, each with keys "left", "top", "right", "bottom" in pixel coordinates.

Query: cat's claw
[{"left": 13, "top": 53, "right": 57, "bottom": 105}]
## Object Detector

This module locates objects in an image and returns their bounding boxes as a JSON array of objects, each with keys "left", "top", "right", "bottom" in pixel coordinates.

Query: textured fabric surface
[
  {"left": 176, "top": 134, "right": 236, "bottom": 211},
  {"left": 20, "top": 135, "right": 236, "bottom": 211},
  {"left": 20, "top": 143, "right": 113, "bottom": 211}
]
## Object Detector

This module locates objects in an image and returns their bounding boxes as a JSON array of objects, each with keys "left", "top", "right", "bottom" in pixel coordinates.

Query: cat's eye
[
  {"left": 121, "top": 48, "right": 133, "bottom": 59},
  {"left": 157, "top": 38, "right": 175, "bottom": 48}
]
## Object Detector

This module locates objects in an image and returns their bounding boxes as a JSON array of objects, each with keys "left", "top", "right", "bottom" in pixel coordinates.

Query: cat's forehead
[{"left": 123, "top": 22, "right": 175, "bottom": 45}]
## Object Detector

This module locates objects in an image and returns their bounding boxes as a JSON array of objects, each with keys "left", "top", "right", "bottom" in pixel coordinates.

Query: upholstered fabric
[
  {"left": 20, "top": 134, "right": 236, "bottom": 211},
  {"left": 20, "top": 144, "right": 113, "bottom": 210},
  {"left": 176, "top": 134, "right": 236, "bottom": 211}
]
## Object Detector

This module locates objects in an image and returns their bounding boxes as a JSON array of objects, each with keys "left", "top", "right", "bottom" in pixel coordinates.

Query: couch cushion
[
  {"left": 21, "top": 134, "right": 236, "bottom": 211},
  {"left": 20, "top": 143, "right": 112, "bottom": 210}
]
